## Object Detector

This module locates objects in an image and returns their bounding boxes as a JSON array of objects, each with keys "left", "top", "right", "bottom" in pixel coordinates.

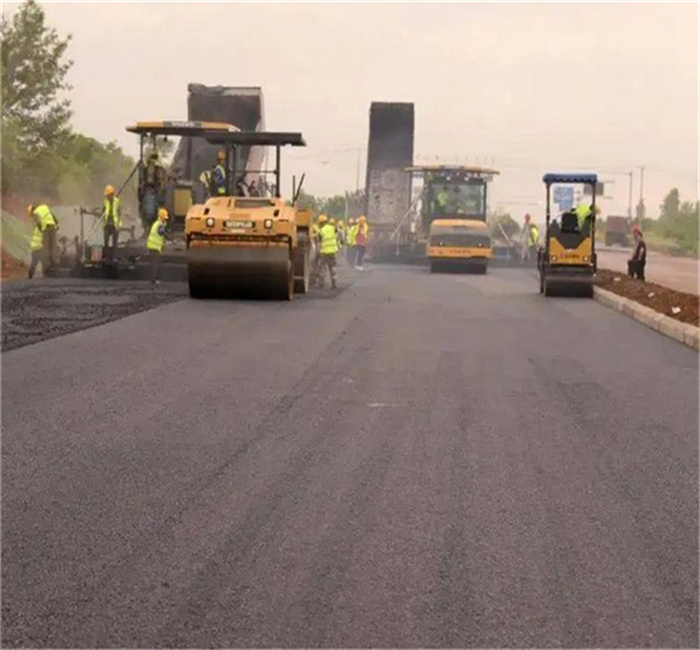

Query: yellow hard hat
[
  {"left": 329, "top": 218, "right": 336, "bottom": 225},
  {"left": 318, "top": 214, "right": 328, "bottom": 224},
  {"left": 104, "top": 184, "right": 115, "bottom": 196},
  {"left": 358, "top": 215, "right": 366, "bottom": 224},
  {"left": 158, "top": 207, "right": 169, "bottom": 220}
]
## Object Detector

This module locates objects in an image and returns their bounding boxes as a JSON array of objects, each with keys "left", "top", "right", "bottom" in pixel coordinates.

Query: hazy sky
[{"left": 4, "top": 1, "right": 699, "bottom": 217}]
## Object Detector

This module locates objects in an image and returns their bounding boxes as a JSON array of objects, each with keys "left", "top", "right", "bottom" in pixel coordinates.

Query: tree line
[
  {"left": 1, "top": 0, "right": 136, "bottom": 210},
  {"left": 2, "top": 0, "right": 696, "bottom": 255}
]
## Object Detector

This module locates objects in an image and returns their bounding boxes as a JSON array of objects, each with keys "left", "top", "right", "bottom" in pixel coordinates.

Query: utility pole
[
  {"left": 627, "top": 170, "right": 633, "bottom": 218},
  {"left": 355, "top": 148, "right": 361, "bottom": 192},
  {"left": 639, "top": 165, "right": 645, "bottom": 203}
]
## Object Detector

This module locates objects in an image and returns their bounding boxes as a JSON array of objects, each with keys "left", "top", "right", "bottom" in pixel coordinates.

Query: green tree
[
  {"left": 294, "top": 189, "right": 321, "bottom": 212},
  {"left": 1, "top": 0, "right": 73, "bottom": 195},
  {"left": 320, "top": 194, "right": 346, "bottom": 220},
  {"left": 1, "top": 0, "right": 72, "bottom": 151},
  {"left": 635, "top": 198, "right": 646, "bottom": 222},
  {"left": 488, "top": 210, "right": 520, "bottom": 239},
  {"left": 660, "top": 188, "right": 680, "bottom": 221}
]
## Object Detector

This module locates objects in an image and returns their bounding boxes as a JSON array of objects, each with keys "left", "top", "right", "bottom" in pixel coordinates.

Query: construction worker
[
  {"left": 211, "top": 149, "right": 227, "bottom": 196},
  {"left": 147, "top": 207, "right": 169, "bottom": 284},
  {"left": 140, "top": 151, "right": 165, "bottom": 232},
  {"left": 436, "top": 186, "right": 448, "bottom": 216},
  {"left": 318, "top": 214, "right": 339, "bottom": 289},
  {"left": 102, "top": 185, "right": 122, "bottom": 262},
  {"left": 521, "top": 214, "right": 539, "bottom": 262},
  {"left": 310, "top": 215, "right": 323, "bottom": 288},
  {"left": 336, "top": 219, "right": 346, "bottom": 250},
  {"left": 346, "top": 217, "right": 357, "bottom": 266},
  {"left": 27, "top": 215, "right": 45, "bottom": 279},
  {"left": 628, "top": 224, "right": 647, "bottom": 281},
  {"left": 27, "top": 203, "right": 58, "bottom": 274},
  {"left": 355, "top": 215, "right": 368, "bottom": 270},
  {"left": 574, "top": 202, "right": 593, "bottom": 232}
]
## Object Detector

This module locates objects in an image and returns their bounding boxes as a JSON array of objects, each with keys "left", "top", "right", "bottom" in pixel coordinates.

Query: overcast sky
[{"left": 4, "top": 1, "right": 699, "bottom": 217}]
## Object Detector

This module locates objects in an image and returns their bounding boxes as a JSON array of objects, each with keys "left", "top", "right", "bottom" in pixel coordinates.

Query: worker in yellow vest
[
  {"left": 102, "top": 185, "right": 122, "bottom": 262},
  {"left": 355, "top": 215, "right": 368, "bottom": 270},
  {"left": 27, "top": 203, "right": 58, "bottom": 275},
  {"left": 310, "top": 216, "right": 323, "bottom": 288},
  {"left": 147, "top": 208, "right": 169, "bottom": 284},
  {"left": 574, "top": 202, "right": 593, "bottom": 233},
  {"left": 346, "top": 217, "right": 357, "bottom": 266},
  {"left": 27, "top": 218, "right": 46, "bottom": 279},
  {"left": 318, "top": 214, "right": 339, "bottom": 289},
  {"left": 336, "top": 219, "right": 346, "bottom": 249}
]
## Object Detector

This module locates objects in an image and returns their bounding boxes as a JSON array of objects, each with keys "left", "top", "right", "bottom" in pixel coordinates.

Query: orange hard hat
[
  {"left": 158, "top": 208, "right": 169, "bottom": 220},
  {"left": 104, "top": 184, "right": 115, "bottom": 196},
  {"left": 26, "top": 204, "right": 34, "bottom": 216},
  {"left": 318, "top": 214, "right": 328, "bottom": 224}
]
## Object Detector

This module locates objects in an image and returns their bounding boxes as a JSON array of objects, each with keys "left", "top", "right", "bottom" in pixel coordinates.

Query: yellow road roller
[
  {"left": 185, "top": 131, "right": 311, "bottom": 300},
  {"left": 539, "top": 172, "right": 598, "bottom": 297},
  {"left": 428, "top": 218, "right": 492, "bottom": 274}
]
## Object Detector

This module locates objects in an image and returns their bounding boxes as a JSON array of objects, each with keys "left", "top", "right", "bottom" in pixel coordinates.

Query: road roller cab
[
  {"left": 539, "top": 173, "right": 598, "bottom": 297},
  {"left": 125, "top": 121, "right": 243, "bottom": 235},
  {"left": 185, "top": 130, "right": 310, "bottom": 300}
]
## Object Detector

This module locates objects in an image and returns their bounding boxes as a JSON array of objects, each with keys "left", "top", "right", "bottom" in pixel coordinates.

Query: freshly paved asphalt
[{"left": 2, "top": 265, "right": 697, "bottom": 648}]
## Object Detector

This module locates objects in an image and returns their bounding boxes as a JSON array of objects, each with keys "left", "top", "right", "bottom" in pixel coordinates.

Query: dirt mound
[{"left": 596, "top": 268, "right": 698, "bottom": 327}]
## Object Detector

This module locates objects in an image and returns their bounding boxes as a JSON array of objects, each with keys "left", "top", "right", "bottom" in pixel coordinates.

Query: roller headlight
[
  {"left": 583, "top": 255, "right": 590, "bottom": 262},
  {"left": 264, "top": 218, "right": 273, "bottom": 229},
  {"left": 205, "top": 217, "right": 215, "bottom": 228},
  {"left": 550, "top": 255, "right": 557, "bottom": 262}
]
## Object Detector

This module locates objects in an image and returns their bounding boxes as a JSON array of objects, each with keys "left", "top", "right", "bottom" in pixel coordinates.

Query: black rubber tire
[
  {"left": 543, "top": 278, "right": 552, "bottom": 297},
  {"left": 293, "top": 236, "right": 310, "bottom": 294},
  {"left": 188, "top": 268, "right": 209, "bottom": 299},
  {"left": 274, "top": 258, "right": 294, "bottom": 301}
]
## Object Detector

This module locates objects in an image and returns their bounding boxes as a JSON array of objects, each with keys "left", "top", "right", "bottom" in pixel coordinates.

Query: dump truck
[
  {"left": 605, "top": 215, "right": 630, "bottom": 247},
  {"left": 185, "top": 130, "right": 311, "bottom": 300},
  {"left": 364, "top": 102, "right": 415, "bottom": 261},
  {"left": 169, "top": 84, "right": 266, "bottom": 230}
]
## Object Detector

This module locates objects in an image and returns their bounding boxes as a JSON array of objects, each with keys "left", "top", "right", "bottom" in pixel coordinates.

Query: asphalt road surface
[
  {"left": 1, "top": 279, "right": 187, "bottom": 351},
  {"left": 597, "top": 245, "right": 698, "bottom": 294},
  {"left": 2, "top": 265, "right": 697, "bottom": 648}
]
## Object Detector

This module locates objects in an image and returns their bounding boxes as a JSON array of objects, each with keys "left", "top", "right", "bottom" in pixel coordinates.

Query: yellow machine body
[
  {"left": 547, "top": 235, "right": 593, "bottom": 265},
  {"left": 185, "top": 196, "right": 310, "bottom": 300},
  {"left": 427, "top": 218, "right": 492, "bottom": 273}
]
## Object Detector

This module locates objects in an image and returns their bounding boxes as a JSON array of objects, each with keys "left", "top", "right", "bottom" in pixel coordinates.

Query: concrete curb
[{"left": 594, "top": 287, "right": 700, "bottom": 351}]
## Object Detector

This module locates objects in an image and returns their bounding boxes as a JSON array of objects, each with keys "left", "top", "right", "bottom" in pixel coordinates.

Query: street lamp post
[{"left": 627, "top": 170, "right": 633, "bottom": 218}]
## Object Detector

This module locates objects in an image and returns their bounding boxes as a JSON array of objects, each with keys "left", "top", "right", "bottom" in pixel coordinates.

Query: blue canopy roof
[{"left": 542, "top": 173, "right": 598, "bottom": 185}]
